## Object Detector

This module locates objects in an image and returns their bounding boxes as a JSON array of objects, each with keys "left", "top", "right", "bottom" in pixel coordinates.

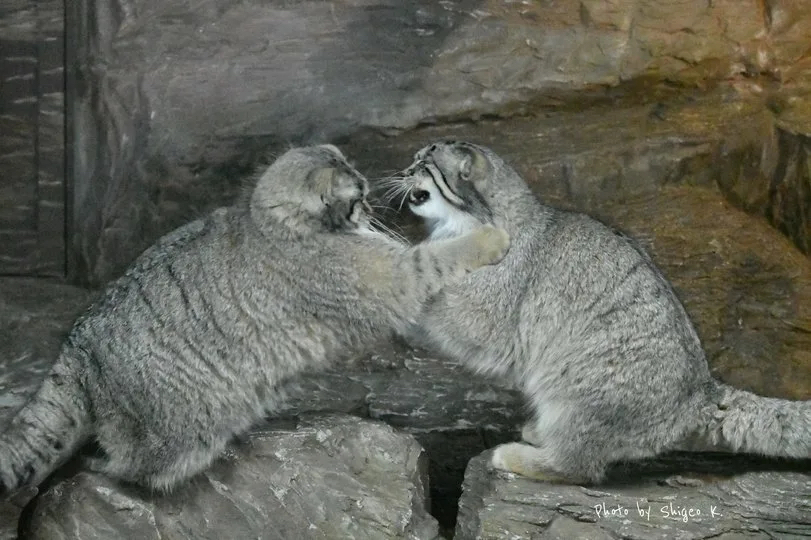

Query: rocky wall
[{"left": 69, "top": 0, "right": 811, "bottom": 285}]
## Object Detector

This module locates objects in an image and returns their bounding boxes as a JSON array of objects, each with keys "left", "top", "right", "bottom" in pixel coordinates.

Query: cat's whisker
[
  {"left": 373, "top": 170, "right": 402, "bottom": 180},
  {"left": 369, "top": 217, "right": 408, "bottom": 245},
  {"left": 373, "top": 175, "right": 409, "bottom": 190},
  {"left": 369, "top": 214, "right": 407, "bottom": 235},
  {"left": 397, "top": 187, "right": 413, "bottom": 212},
  {"left": 382, "top": 183, "right": 411, "bottom": 204},
  {"left": 375, "top": 182, "right": 408, "bottom": 198}
]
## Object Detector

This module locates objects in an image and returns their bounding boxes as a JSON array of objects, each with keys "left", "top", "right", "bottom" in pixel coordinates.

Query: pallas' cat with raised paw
[
  {"left": 0, "top": 145, "right": 510, "bottom": 495},
  {"left": 391, "top": 140, "right": 810, "bottom": 484}
]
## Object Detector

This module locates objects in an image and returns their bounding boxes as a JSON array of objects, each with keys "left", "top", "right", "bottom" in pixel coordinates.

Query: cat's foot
[
  {"left": 490, "top": 442, "right": 577, "bottom": 484},
  {"left": 471, "top": 225, "right": 510, "bottom": 267}
]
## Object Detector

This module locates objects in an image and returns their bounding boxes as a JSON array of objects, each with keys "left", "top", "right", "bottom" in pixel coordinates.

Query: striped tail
[
  {"left": 689, "top": 383, "right": 811, "bottom": 458},
  {"left": 0, "top": 352, "right": 90, "bottom": 496}
]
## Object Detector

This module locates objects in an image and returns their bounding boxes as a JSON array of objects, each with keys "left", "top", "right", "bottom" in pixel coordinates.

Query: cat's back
[
  {"left": 518, "top": 208, "right": 706, "bottom": 371},
  {"left": 71, "top": 207, "right": 241, "bottom": 340},
  {"left": 531, "top": 210, "right": 657, "bottom": 294}
]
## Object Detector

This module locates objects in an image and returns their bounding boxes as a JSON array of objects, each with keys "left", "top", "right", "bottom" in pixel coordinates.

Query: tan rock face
[{"left": 70, "top": 0, "right": 811, "bottom": 284}]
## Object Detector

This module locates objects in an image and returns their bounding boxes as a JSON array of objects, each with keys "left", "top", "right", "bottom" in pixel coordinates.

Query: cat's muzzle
[{"left": 408, "top": 189, "right": 430, "bottom": 206}]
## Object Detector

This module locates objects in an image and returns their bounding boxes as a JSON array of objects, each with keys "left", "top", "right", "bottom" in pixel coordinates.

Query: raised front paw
[{"left": 472, "top": 225, "right": 510, "bottom": 267}]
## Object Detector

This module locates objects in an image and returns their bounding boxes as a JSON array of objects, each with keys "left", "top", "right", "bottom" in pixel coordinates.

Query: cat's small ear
[
  {"left": 319, "top": 144, "right": 345, "bottom": 159},
  {"left": 459, "top": 147, "right": 486, "bottom": 181},
  {"left": 307, "top": 167, "right": 337, "bottom": 197}
]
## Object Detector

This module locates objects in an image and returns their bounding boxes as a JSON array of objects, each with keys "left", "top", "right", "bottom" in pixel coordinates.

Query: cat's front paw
[
  {"left": 472, "top": 225, "right": 510, "bottom": 267},
  {"left": 490, "top": 443, "right": 581, "bottom": 484}
]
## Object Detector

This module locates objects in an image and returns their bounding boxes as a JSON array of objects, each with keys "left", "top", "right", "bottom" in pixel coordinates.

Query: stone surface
[
  {"left": 280, "top": 343, "right": 523, "bottom": 533},
  {"left": 455, "top": 451, "right": 811, "bottom": 540},
  {"left": 69, "top": 0, "right": 811, "bottom": 284},
  {"left": 0, "top": 0, "right": 67, "bottom": 276},
  {"left": 352, "top": 86, "right": 811, "bottom": 259},
  {"left": 351, "top": 346, "right": 523, "bottom": 530},
  {"left": 23, "top": 414, "right": 439, "bottom": 540}
]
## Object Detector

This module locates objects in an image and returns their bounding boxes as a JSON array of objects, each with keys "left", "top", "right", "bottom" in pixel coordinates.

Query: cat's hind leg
[{"left": 88, "top": 424, "right": 229, "bottom": 491}]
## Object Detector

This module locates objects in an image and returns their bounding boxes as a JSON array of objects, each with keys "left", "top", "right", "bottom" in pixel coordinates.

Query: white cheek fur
[{"left": 409, "top": 180, "right": 482, "bottom": 240}]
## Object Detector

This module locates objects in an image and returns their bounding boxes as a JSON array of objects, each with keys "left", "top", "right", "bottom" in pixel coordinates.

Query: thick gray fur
[
  {"left": 394, "top": 140, "right": 811, "bottom": 484},
  {"left": 0, "top": 145, "right": 509, "bottom": 495}
]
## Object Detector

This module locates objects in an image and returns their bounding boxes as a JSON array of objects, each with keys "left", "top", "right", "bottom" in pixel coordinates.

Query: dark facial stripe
[{"left": 425, "top": 163, "right": 464, "bottom": 206}]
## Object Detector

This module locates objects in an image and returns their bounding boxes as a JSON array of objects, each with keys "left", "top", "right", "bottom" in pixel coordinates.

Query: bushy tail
[
  {"left": 689, "top": 383, "right": 811, "bottom": 458},
  {"left": 0, "top": 353, "right": 90, "bottom": 496}
]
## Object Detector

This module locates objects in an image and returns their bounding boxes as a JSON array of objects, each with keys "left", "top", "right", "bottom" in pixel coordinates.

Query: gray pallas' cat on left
[
  {"left": 388, "top": 140, "right": 810, "bottom": 484},
  {"left": 0, "top": 144, "right": 510, "bottom": 495}
]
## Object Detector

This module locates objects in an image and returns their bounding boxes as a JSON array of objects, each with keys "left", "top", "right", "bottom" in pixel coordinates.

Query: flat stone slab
[
  {"left": 23, "top": 414, "right": 439, "bottom": 540},
  {"left": 456, "top": 451, "right": 811, "bottom": 540}
]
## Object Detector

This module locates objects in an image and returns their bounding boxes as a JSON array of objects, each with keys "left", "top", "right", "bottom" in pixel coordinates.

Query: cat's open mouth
[{"left": 408, "top": 189, "right": 430, "bottom": 206}]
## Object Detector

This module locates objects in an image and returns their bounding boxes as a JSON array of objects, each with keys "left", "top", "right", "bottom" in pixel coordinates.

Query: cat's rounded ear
[
  {"left": 307, "top": 167, "right": 337, "bottom": 198},
  {"left": 459, "top": 146, "right": 487, "bottom": 182},
  {"left": 319, "top": 144, "right": 345, "bottom": 159}
]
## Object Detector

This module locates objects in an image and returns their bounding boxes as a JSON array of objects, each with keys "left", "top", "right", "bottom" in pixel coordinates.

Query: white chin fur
[{"left": 410, "top": 200, "right": 482, "bottom": 240}]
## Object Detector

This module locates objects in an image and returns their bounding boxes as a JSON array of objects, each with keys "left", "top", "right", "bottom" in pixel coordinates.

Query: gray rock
[
  {"left": 359, "top": 349, "right": 522, "bottom": 527},
  {"left": 283, "top": 342, "right": 523, "bottom": 530},
  {"left": 23, "top": 414, "right": 439, "bottom": 540},
  {"left": 455, "top": 451, "right": 811, "bottom": 540}
]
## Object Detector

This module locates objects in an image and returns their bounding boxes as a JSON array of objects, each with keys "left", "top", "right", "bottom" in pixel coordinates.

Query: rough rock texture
[
  {"left": 23, "top": 414, "right": 439, "bottom": 540},
  {"left": 352, "top": 85, "right": 811, "bottom": 260},
  {"left": 0, "top": 0, "right": 66, "bottom": 275},
  {"left": 455, "top": 452, "right": 811, "bottom": 540},
  {"left": 345, "top": 347, "right": 523, "bottom": 527},
  {"left": 69, "top": 0, "right": 811, "bottom": 284}
]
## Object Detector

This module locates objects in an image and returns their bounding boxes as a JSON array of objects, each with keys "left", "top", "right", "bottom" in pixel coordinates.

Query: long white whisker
[
  {"left": 381, "top": 183, "right": 410, "bottom": 204},
  {"left": 396, "top": 185, "right": 414, "bottom": 212},
  {"left": 373, "top": 175, "right": 407, "bottom": 188},
  {"left": 370, "top": 215, "right": 406, "bottom": 235},
  {"left": 369, "top": 217, "right": 408, "bottom": 245},
  {"left": 374, "top": 173, "right": 405, "bottom": 181}
]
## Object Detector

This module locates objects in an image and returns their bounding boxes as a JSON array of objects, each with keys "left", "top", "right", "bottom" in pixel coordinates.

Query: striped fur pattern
[
  {"left": 394, "top": 140, "right": 810, "bottom": 484},
  {"left": 0, "top": 145, "right": 510, "bottom": 495}
]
